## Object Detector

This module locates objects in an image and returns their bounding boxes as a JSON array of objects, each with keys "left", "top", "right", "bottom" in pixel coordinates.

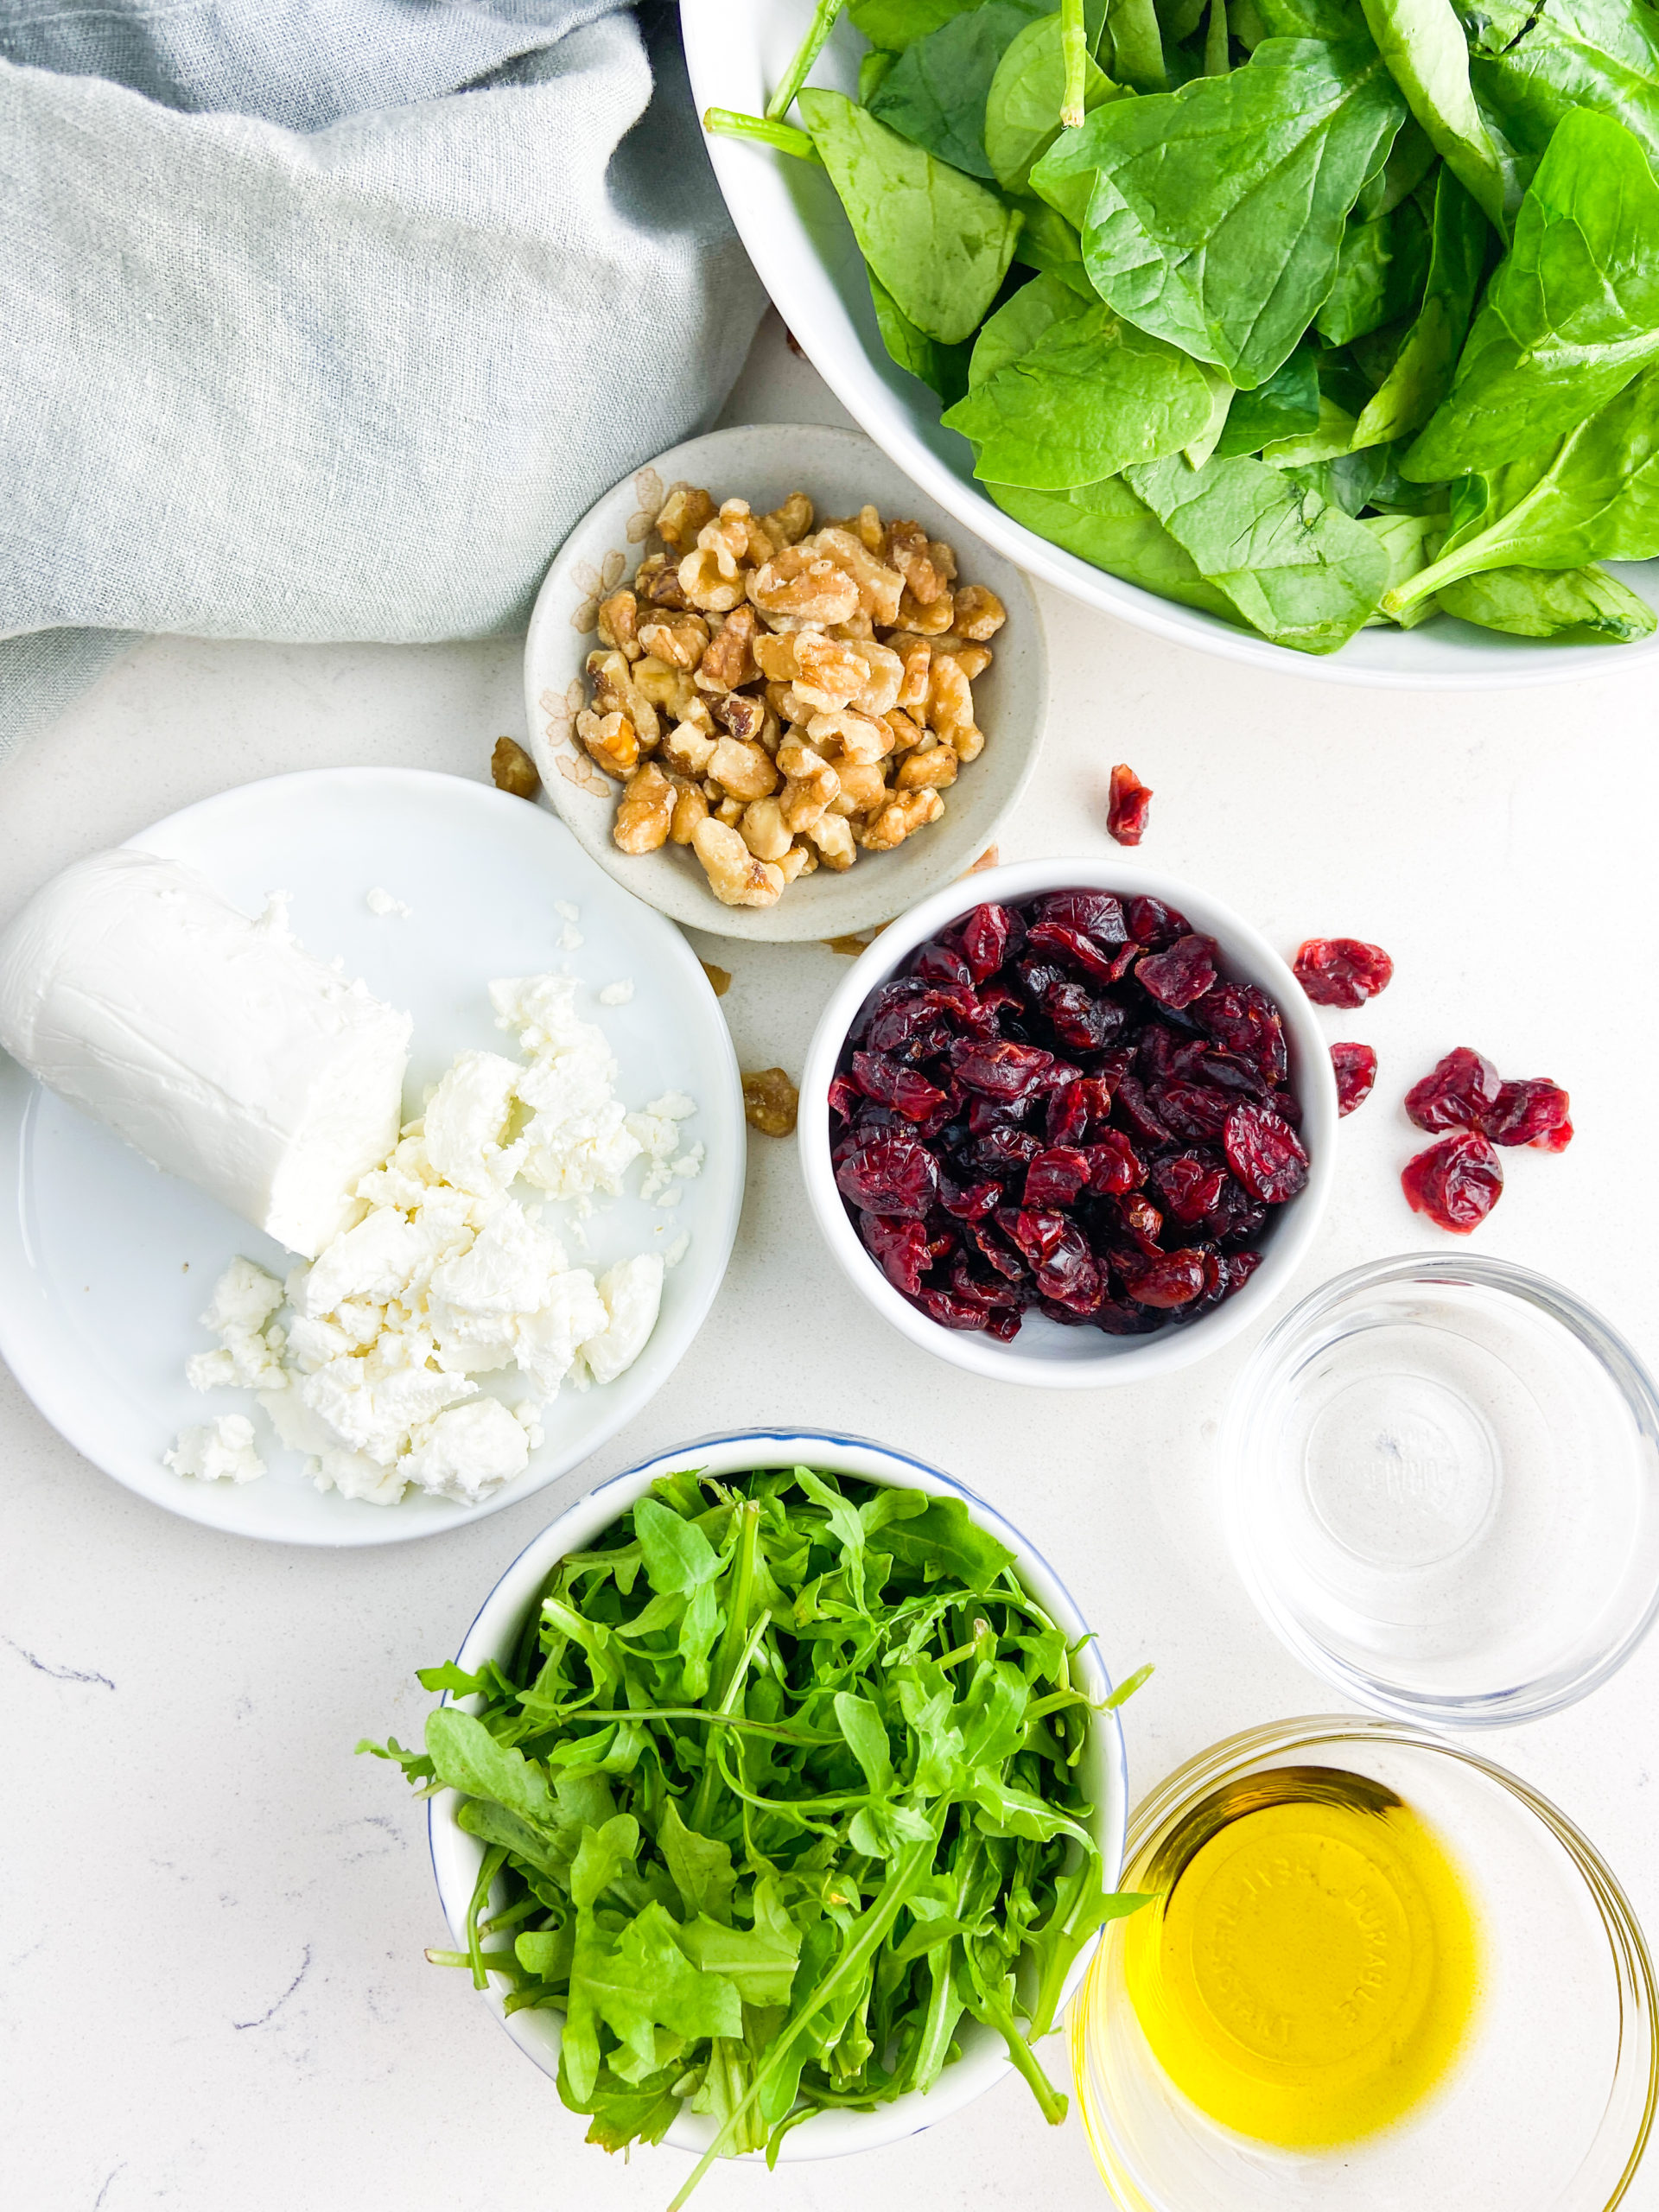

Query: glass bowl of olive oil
[{"left": 1075, "top": 1719, "right": 1656, "bottom": 2212}]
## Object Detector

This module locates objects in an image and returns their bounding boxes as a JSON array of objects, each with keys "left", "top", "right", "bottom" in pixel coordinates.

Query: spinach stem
[
  {"left": 1060, "top": 0, "right": 1089, "bottom": 125},
  {"left": 766, "top": 0, "right": 847, "bottom": 122},
  {"left": 703, "top": 108, "right": 821, "bottom": 163}
]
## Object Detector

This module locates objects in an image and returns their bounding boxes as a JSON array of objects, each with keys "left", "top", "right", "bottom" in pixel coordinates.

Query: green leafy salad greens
[
  {"left": 363, "top": 1464, "right": 1147, "bottom": 2202},
  {"left": 706, "top": 0, "right": 1659, "bottom": 653}
]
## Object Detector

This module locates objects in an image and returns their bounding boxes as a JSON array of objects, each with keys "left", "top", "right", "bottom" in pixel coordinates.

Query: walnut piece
[
  {"left": 491, "top": 736, "right": 540, "bottom": 799},
  {"left": 575, "top": 486, "right": 1001, "bottom": 904},
  {"left": 742, "top": 1067, "right": 799, "bottom": 1138},
  {"left": 613, "top": 762, "right": 676, "bottom": 853}
]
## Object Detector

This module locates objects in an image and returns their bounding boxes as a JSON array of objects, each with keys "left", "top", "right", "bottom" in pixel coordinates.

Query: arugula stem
[
  {"left": 1060, "top": 0, "right": 1088, "bottom": 125},
  {"left": 766, "top": 0, "right": 847, "bottom": 122},
  {"left": 666, "top": 1826, "right": 945, "bottom": 2212},
  {"left": 980, "top": 1982, "right": 1071, "bottom": 2125},
  {"left": 703, "top": 109, "right": 821, "bottom": 163},
  {"left": 465, "top": 1844, "right": 507, "bottom": 1990},
  {"left": 691, "top": 1510, "right": 766, "bottom": 1832},
  {"left": 424, "top": 1946, "right": 524, "bottom": 1976},
  {"left": 531, "top": 1703, "right": 835, "bottom": 1745}
]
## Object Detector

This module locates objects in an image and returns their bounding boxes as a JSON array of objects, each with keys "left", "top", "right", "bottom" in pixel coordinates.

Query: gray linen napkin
[{"left": 0, "top": 2, "right": 765, "bottom": 760}]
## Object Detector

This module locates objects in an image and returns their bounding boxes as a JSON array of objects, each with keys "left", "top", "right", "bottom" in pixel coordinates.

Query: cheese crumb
[
  {"left": 366, "top": 887, "right": 412, "bottom": 919},
  {"left": 598, "top": 978, "right": 635, "bottom": 1006},
  {"left": 165, "top": 1414, "right": 265, "bottom": 1484}
]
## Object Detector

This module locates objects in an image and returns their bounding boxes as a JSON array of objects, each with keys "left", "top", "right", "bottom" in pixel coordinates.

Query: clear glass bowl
[
  {"left": 1223, "top": 1255, "right": 1659, "bottom": 1727},
  {"left": 1074, "top": 1719, "right": 1658, "bottom": 2212}
]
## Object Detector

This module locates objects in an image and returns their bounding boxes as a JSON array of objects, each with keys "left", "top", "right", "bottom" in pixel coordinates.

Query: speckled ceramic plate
[{"left": 0, "top": 769, "right": 745, "bottom": 1546}]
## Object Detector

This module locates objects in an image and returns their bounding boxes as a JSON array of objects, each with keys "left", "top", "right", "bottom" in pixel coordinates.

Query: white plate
[
  {"left": 0, "top": 769, "right": 745, "bottom": 1547},
  {"left": 524, "top": 421, "right": 1046, "bottom": 941},
  {"left": 682, "top": 0, "right": 1659, "bottom": 690}
]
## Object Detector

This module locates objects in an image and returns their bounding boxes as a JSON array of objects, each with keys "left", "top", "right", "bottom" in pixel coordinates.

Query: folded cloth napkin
[{"left": 0, "top": 1, "right": 766, "bottom": 760}]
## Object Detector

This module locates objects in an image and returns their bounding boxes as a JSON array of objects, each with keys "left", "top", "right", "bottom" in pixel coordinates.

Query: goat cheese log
[{"left": 0, "top": 849, "right": 411, "bottom": 1258}]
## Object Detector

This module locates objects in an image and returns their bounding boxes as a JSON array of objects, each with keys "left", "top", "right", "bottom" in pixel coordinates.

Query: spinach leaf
[
  {"left": 798, "top": 88, "right": 1023, "bottom": 343},
  {"left": 850, "top": 0, "right": 984, "bottom": 51},
  {"left": 869, "top": 269, "right": 976, "bottom": 404},
  {"left": 869, "top": 2, "right": 1040, "bottom": 176},
  {"left": 1468, "top": 0, "right": 1659, "bottom": 167},
  {"left": 1437, "top": 561, "right": 1658, "bottom": 639},
  {"left": 1361, "top": 510, "right": 1441, "bottom": 620},
  {"left": 1010, "top": 196, "right": 1102, "bottom": 289},
  {"left": 860, "top": 47, "right": 898, "bottom": 101},
  {"left": 1351, "top": 163, "right": 1488, "bottom": 448},
  {"left": 986, "top": 11, "right": 1125, "bottom": 193},
  {"left": 1352, "top": 114, "right": 1436, "bottom": 219},
  {"left": 1103, "top": 0, "right": 1170, "bottom": 86},
  {"left": 969, "top": 270, "right": 1092, "bottom": 383},
  {"left": 1316, "top": 192, "right": 1431, "bottom": 344},
  {"left": 1357, "top": 0, "right": 1516, "bottom": 230},
  {"left": 1126, "top": 450, "right": 1392, "bottom": 646},
  {"left": 943, "top": 302, "right": 1215, "bottom": 484},
  {"left": 1404, "top": 109, "right": 1659, "bottom": 482},
  {"left": 1213, "top": 339, "right": 1322, "bottom": 454},
  {"left": 1387, "top": 362, "right": 1659, "bottom": 615},
  {"left": 1251, "top": 0, "right": 1366, "bottom": 31},
  {"left": 1047, "top": 37, "right": 1408, "bottom": 387},
  {"left": 988, "top": 477, "right": 1243, "bottom": 614}
]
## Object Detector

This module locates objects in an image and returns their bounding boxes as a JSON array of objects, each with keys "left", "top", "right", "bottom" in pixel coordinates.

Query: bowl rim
[
  {"left": 680, "top": 0, "right": 1659, "bottom": 694},
  {"left": 521, "top": 419, "right": 1048, "bottom": 943},
  {"left": 797, "top": 856, "right": 1338, "bottom": 1388},
  {"left": 426, "top": 1423, "right": 1129, "bottom": 2163},
  {"left": 1221, "top": 1250, "right": 1659, "bottom": 1728},
  {"left": 1072, "top": 1713, "right": 1659, "bottom": 2212}
]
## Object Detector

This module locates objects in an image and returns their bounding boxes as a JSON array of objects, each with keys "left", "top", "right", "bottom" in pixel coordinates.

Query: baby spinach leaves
[
  {"left": 367, "top": 1465, "right": 1147, "bottom": 2187},
  {"left": 944, "top": 299, "right": 1214, "bottom": 483},
  {"left": 868, "top": 0, "right": 1040, "bottom": 175},
  {"left": 1404, "top": 107, "right": 1659, "bottom": 480},
  {"left": 798, "top": 88, "right": 1023, "bottom": 343},
  {"left": 1438, "top": 560, "right": 1657, "bottom": 638},
  {"left": 1468, "top": 0, "right": 1659, "bottom": 165},
  {"left": 1357, "top": 0, "right": 1516, "bottom": 228},
  {"left": 986, "top": 10, "right": 1125, "bottom": 193},
  {"left": 1316, "top": 194, "right": 1432, "bottom": 346},
  {"left": 1351, "top": 163, "right": 1489, "bottom": 448},
  {"left": 1055, "top": 38, "right": 1409, "bottom": 387}
]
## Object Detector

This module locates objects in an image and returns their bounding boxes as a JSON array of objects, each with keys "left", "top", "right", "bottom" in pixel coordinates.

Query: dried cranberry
[
  {"left": 1153, "top": 1150, "right": 1228, "bottom": 1224},
  {"left": 1007, "top": 1208, "right": 1068, "bottom": 1266},
  {"left": 1224, "top": 1103, "right": 1309, "bottom": 1205},
  {"left": 1094, "top": 1298, "right": 1164, "bottom": 1336},
  {"left": 958, "top": 902, "right": 1025, "bottom": 982},
  {"left": 1040, "top": 977, "right": 1126, "bottom": 1056},
  {"left": 1107, "top": 764, "right": 1153, "bottom": 846},
  {"left": 1331, "top": 1041, "right": 1377, "bottom": 1117},
  {"left": 1405, "top": 1048, "right": 1501, "bottom": 1135},
  {"left": 1098, "top": 1192, "right": 1164, "bottom": 1257},
  {"left": 919, "top": 1287, "right": 1012, "bottom": 1334},
  {"left": 836, "top": 1134, "right": 939, "bottom": 1218},
  {"left": 938, "top": 1173, "right": 1003, "bottom": 1222},
  {"left": 912, "top": 938, "right": 972, "bottom": 985},
  {"left": 1033, "top": 1224, "right": 1103, "bottom": 1309},
  {"left": 966, "top": 1093, "right": 1031, "bottom": 1137},
  {"left": 1025, "top": 921, "right": 1127, "bottom": 986},
  {"left": 1033, "top": 891, "right": 1128, "bottom": 947},
  {"left": 1119, "top": 1248, "right": 1208, "bottom": 1308},
  {"left": 1025, "top": 1147, "right": 1091, "bottom": 1209},
  {"left": 1083, "top": 1129, "right": 1146, "bottom": 1196},
  {"left": 1484, "top": 1077, "right": 1572, "bottom": 1150},
  {"left": 1125, "top": 896, "right": 1189, "bottom": 948},
  {"left": 1153, "top": 1080, "right": 1235, "bottom": 1141},
  {"left": 969, "top": 1218, "right": 1027, "bottom": 1281},
  {"left": 827, "top": 1073, "right": 861, "bottom": 1122},
  {"left": 1402, "top": 1131, "right": 1503, "bottom": 1234},
  {"left": 963, "top": 1126, "right": 1043, "bottom": 1175},
  {"left": 1197, "top": 981, "right": 1287, "bottom": 1085},
  {"left": 1137, "top": 934, "right": 1219, "bottom": 1011},
  {"left": 1192, "top": 1049, "right": 1270, "bottom": 1102},
  {"left": 1138, "top": 1021, "right": 1202, "bottom": 1084},
  {"left": 1211, "top": 1181, "right": 1268, "bottom": 1250},
  {"left": 948, "top": 1251, "right": 1020, "bottom": 1309},
  {"left": 850, "top": 1051, "right": 947, "bottom": 1124},
  {"left": 1294, "top": 937, "right": 1394, "bottom": 1009},
  {"left": 1224, "top": 1249, "right": 1263, "bottom": 1296},
  {"left": 950, "top": 1037, "right": 1055, "bottom": 1098},
  {"left": 977, "top": 978, "right": 1025, "bottom": 1027},
  {"left": 1113, "top": 1074, "right": 1171, "bottom": 1148},
  {"left": 858, "top": 1213, "right": 930, "bottom": 1295}
]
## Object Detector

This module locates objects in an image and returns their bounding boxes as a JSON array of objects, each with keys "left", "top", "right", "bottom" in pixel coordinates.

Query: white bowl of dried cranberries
[{"left": 798, "top": 858, "right": 1338, "bottom": 1385}]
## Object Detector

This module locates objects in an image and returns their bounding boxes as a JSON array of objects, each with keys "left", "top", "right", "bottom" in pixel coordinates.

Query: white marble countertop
[{"left": 6, "top": 315, "right": 1659, "bottom": 2212}]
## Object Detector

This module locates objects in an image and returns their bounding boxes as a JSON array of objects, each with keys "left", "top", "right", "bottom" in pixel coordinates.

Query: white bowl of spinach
[
  {"left": 372, "top": 1428, "right": 1134, "bottom": 2188},
  {"left": 684, "top": 0, "right": 1659, "bottom": 684}
]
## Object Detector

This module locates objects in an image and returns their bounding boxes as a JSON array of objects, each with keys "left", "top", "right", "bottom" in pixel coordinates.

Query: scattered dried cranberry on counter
[
  {"left": 1107, "top": 764, "right": 1154, "bottom": 845},
  {"left": 1401, "top": 1131, "right": 1503, "bottom": 1234},
  {"left": 1294, "top": 938, "right": 1395, "bottom": 1008},
  {"left": 1331, "top": 1041, "right": 1377, "bottom": 1116},
  {"left": 1404, "top": 1046, "right": 1500, "bottom": 1134},
  {"left": 1485, "top": 1077, "right": 1573, "bottom": 1152},
  {"left": 830, "top": 892, "right": 1308, "bottom": 1341}
]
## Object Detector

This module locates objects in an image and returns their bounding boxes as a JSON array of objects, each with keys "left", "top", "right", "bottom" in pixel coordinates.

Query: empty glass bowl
[
  {"left": 1223, "top": 1255, "right": 1659, "bottom": 1728},
  {"left": 1073, "top": 1718, "right": 1657, "bottom": 2212}
]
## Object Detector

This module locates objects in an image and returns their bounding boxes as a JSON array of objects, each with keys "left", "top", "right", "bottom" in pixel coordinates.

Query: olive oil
[{"left": 1123, "top": 1766, "right": 1481, "bottom": 2147}]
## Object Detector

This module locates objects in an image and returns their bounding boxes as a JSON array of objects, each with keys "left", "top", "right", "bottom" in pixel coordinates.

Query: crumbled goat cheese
[
  {"left": 164, "top": 1414, "right": 265, "bottom": 1484},
  {"left": 598, "top": 978, "right": 634, "bottom": 1006},
  {"left": 366, "top": 887, "right": 412, "bottom": 919},
  {"left": 171, "top": 971, "right": 700, "bottom": 1508}
]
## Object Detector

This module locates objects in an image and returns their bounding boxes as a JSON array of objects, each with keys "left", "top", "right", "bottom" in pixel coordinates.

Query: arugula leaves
[{"left": 366, "top": 1465, "right": 1146, "bottom": 2187}]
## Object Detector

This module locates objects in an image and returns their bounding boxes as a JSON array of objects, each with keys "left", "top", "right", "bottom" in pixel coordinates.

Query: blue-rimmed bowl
[{"left": 428, "top": 1426, "right": 1128, "bottom": 2164}]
